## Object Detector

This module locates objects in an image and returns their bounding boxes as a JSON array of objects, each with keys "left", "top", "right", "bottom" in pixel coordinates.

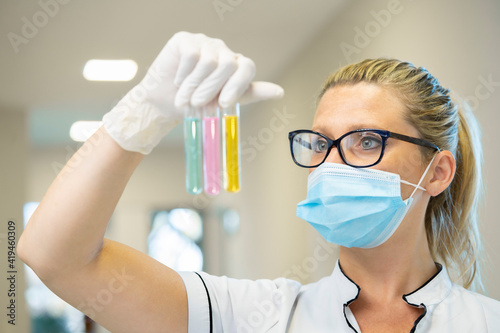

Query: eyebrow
[{"left": 312, "top": 123, "right": 384, "bottom": 139}]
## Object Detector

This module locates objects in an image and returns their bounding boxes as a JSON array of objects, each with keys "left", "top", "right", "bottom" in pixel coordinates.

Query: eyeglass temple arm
[{"left": 388, "top": 132, "right": 440, "bottom": 152}]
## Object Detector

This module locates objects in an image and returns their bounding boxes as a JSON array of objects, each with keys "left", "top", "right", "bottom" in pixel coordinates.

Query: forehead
[{"left": 313, "top": 83, "right": 416, "bottom": 138}]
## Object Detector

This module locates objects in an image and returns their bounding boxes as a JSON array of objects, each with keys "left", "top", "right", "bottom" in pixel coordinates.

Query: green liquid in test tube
[{"left": 184, "top": 108, "right": 203, "bottom": 194}]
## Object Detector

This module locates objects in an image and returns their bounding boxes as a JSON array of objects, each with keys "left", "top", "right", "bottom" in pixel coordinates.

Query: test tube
[
  {"left": 222, "top": 103, "right": 241, "bottom": 193},
  {"left": 202, "top": 104, "right": 221, "bottom": 196},
  {"left": 184, "top": 108, "right": 203, "bottom": 194}
]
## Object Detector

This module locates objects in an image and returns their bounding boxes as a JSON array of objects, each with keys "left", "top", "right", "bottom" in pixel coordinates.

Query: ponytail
[{"left": 427, "top": 101, "right": 484, "bottom": 290}]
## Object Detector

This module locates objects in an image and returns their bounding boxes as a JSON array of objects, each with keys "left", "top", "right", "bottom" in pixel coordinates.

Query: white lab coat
[{"left": 179, "top": 260, "right": 500, "bottom": 332}]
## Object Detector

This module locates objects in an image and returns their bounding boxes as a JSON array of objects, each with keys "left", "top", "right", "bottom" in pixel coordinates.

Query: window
[
  {"left": 148, "top": 208, "right": 204, "bottom": 271},
  {"left": 23, "top": 202, "right": 87, "bottom": 333}
]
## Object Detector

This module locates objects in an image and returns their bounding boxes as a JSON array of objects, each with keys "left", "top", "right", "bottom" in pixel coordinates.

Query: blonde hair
[{"left": 319, "top": 59, "right": 484, "bottom": 290}]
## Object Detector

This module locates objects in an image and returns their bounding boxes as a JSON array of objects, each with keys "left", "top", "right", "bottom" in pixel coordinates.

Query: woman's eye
[
  {"left": 314, "top": 140, "right": 329, "bottom": 152},
  {"left": 360, "top": 136, "right": 381, "bottom": 150}
]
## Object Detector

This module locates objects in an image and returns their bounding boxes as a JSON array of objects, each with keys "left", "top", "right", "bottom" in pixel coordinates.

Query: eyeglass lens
[{"left": 292, "top": 131, "right": 384, "bottom": 167}]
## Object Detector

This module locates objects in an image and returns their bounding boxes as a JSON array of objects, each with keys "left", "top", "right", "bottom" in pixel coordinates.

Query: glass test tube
[
  {"left": 184, "top": 108, "right": 203, "bottom": 194},
  {"left": 202, "top": 104, "right": 221, "bottom": 196},
  {"left": 222, "top": 103, "right": 241, "bottom": 193}
]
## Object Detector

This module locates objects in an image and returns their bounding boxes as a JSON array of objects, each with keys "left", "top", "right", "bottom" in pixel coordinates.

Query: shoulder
[
  {"left": 194, "top": 271, "right": 304, "bottom": 301},
  {"left": 450, "top": 284, "right": 500, "bottom": 309},
  {"left": 448, "top": 284, "right": 500, "bottom": 327},
  {"left": 464, "top": 289, "right": 500, "bottom": 324},
  {"left": 178, "top": 271, "right": 304, "bottom": 332}
]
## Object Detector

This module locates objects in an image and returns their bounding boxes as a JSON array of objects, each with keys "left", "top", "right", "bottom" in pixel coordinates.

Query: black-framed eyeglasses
[{"left": 288, "top": 129, "right": 440, "bottom": 168}]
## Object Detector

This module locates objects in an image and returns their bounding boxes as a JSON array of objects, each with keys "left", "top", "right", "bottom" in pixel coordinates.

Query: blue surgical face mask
[{"left": 296, "top": 156, "right": 436, "bottom": 248}]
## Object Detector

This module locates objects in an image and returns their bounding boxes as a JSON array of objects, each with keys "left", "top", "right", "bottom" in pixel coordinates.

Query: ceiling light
[
  {"left": 83, "top": 59, "right": 138, "bottom": 81},
  {"left": 70, "top": 121, "right": 103, "bottom": 142}
]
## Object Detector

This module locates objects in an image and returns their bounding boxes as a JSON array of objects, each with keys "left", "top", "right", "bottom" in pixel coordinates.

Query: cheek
[
  {"left": 393, "top": 150, "right": 424, "bottom": 179},
  {"left": 378, "top": 148, "right": 426, "bottom": 197}
]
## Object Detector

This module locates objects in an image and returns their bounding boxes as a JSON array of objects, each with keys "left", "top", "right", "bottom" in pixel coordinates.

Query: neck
[{"left": 338, "top": 202, "right": 437, "bottom": 302}]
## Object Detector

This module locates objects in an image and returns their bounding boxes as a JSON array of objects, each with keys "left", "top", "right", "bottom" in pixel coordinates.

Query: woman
[{"left": 18, "top": 32, "right": 500, "bottom": 332}]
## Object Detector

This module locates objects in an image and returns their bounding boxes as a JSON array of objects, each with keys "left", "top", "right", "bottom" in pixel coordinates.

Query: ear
[{"left": 425, "top": 150, "right": 456, "bottom": 197}]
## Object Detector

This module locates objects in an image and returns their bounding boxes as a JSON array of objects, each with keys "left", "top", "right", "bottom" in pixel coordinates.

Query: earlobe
[{"left": 426, "top": 151, "right": 456, "bottom": 197}]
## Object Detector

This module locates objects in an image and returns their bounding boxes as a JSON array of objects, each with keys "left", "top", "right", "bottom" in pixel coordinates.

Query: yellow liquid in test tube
[{"left": 224, "top": 115, "right": 240, "bottom": 192}]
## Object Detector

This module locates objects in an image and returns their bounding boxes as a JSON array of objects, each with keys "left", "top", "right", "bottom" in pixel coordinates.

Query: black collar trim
[
  {"left": 402, "top": 263, "right": 443, "bottom": 299},
  {"left": 402, "top": 263, "right": 442, "bottom": 332},
  {"left": 339, "top": 261, "right": 361, "bottom": 333},
  {"left": 338, "top": 261, "right": 443, "bottom": 333}
]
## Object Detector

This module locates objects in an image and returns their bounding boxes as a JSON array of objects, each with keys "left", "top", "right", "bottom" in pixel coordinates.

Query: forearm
[{"left": 18, "top": 126, "right": 144, "bottom": 279}]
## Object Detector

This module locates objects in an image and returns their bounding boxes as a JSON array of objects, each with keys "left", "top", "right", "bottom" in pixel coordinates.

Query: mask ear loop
[{"left": 404, "top": 153, "right": 438, "bottom": 199}]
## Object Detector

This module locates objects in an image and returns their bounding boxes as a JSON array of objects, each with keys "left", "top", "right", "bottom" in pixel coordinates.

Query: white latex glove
[{"left": 102, "top": 31, "right": 284, "bottom": 155}]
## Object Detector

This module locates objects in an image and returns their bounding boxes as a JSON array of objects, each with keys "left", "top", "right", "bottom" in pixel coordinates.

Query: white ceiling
[{"left": 0, "top": 0, "right": 348, "bottom": 146}]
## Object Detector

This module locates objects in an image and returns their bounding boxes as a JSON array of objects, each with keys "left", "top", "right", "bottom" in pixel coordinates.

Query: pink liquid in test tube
[{"left": 203, "top": 116, "right": 221, "bottom": 195}]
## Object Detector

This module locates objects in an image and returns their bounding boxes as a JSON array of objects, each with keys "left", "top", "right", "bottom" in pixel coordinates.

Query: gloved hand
[{"left": 102, "top": 31, "right": 284, "bottom": 155}]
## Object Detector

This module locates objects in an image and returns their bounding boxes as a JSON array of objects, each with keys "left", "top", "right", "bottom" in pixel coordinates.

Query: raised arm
[
  {"left": 19, "top": 126, "right": 189, "bottom": 331},
  {"left": 17, "top": 31, "right": 284, "bottom": 332}
]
